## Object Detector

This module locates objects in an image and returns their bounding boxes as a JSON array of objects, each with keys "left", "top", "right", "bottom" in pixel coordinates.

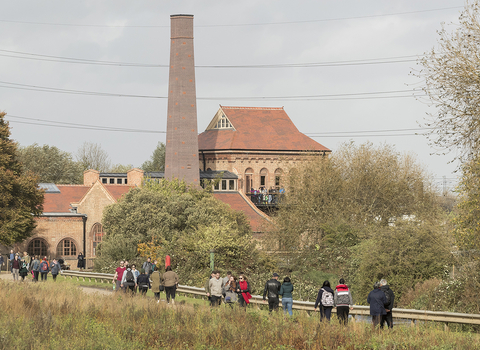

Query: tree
[
  {"left": 347, "top": 222, "right": 453, "bottom": 304},
  {"left": 17, "top": 143, "right": 83, "bottom": 184},
  {"left": 451, "top": 156, "right": 480, "bottom": 254},
  {"left": 0, "top": 112, "right": 44, "bottom": 245},
  {"left": 109, "top": 164, "right": 133, "bottom": 173},
  {"left": 95, "top": 179, "right": 268, "bottom": 286},
  {"left": 76, "top": 142, "right": 111, "bottom": 172},
  {"left": 269, "top": 142, "right": 440, "bottom": 275},
  {"left": 141, "top": 142, "right": 166, "bottom": 172},
  {"left": 415, "top": 1, "right": 480, "bottom": 162}
]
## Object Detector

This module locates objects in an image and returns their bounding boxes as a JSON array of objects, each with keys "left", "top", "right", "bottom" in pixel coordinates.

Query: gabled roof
[
  {"left": 43, "top": 185, "right": 90, "bottom": 213},
  {"left": 42, "top": 183, "right": 133, "bottom": 214},
  {"left": 213, "top": 191, "right": 271, "bottom": 233},
  {"left": 199, "top": 106, "right": 330, "bottom": 152}
]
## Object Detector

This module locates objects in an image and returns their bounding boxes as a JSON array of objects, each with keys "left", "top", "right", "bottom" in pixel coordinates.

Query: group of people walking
[
  {"left": 3, "top": 250, "right": 62, "bottom": 282},
  {"left": 113, "top": 259, "right": 179, "bottom": 304},
  {"left": 206, "top": 270, "right": 253, "bottom": 309}
]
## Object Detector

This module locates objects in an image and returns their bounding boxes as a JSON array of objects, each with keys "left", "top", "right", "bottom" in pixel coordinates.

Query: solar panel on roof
[{"left": 38, "top": 183, "right": 61, "bottom": 193}]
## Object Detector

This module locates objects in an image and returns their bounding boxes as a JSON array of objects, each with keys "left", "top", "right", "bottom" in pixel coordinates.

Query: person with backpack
[
  {"left": 31, "top": 256, "right": 40, "bottom": 282},
  {"left": 121, "top": 264, "right": 137, "bottom": 294},
  {"left": 314, "top": 280, "right": 335, "bottom": 321},
  {"left": 142, "top": 257, "right": 153, "bottom": 277},
  {"left": 279, "top": 276, "right": 294, "bottom": 316},
  {"left": 150, "top": 266, "right": 164, "bottom": 303},
  {"left": 39, "top": 257, "right": 49, "bottom": 281},
  {"left": 367, "top": 281, "right": 388, "bottom": 328},
  {"left": 50, "top": 258, "right": 62, "bottom": 281},
  {"left": 137, "top": 268, "right": 151, "bottom": 296},
  {"left": 379, "top": 279, "right": 395, "bottom": 329},
  {"left": 334, "top": 278, "right": 354, "bottom": 325}
]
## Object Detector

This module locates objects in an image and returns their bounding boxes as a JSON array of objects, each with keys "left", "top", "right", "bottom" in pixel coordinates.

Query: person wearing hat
[{"left": 263, "top": 272, "right": 282, "bottom": 312}]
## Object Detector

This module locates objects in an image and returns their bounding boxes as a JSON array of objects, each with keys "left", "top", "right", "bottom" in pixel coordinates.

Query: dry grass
[{"left": 0, "top": 280, "right": 479, "bottom": 349}]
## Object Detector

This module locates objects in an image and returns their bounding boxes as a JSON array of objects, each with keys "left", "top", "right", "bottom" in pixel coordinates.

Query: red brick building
[
  {"left": 198, "top": 106, "right": 330, "bottom": 193},
  {"left": 2, "top": 107, "right": 328, "bottom": 267},
  {"left": 13, "top": 179, "right": 133, "bottom": 269}
]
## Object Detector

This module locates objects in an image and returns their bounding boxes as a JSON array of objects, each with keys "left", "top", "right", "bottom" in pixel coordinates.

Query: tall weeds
[{"left": 0, "top": 280, "right": 479, "bottom": 349}]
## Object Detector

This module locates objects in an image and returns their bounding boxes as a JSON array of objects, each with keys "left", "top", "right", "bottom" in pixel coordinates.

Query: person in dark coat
[
  {"left": 367, "top": 281, "right": 387, "bottom": 328},
  {"left": 263, "top": 272, "right": 282, "bottom": 312},
  {"left": 50, "top": 258, "right": 62, "bottom": 281},
  {"left": 380, "top": 279, "right": 395, "bottom": 329},
  {"left": 77, "top": 252, "right": 85, "bottom": 270},
  {"left": 314, "top": 280, "right": 335, "bottom": 321},
  {"left": 137, "top": 268, "right": 151, "bottom": 296}
]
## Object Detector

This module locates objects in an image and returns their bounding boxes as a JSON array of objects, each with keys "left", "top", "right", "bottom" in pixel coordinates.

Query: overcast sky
[{"left": 0, "top": 1, "right": 466, "bottom": 191}]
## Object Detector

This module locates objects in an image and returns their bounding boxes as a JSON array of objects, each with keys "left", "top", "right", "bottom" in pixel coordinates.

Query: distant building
[
  {"left": 2, "top": 106, "right": 329, "bottom": 268},
  {"left": 198, "top": 106, "right": 330, "bottom": 194}
]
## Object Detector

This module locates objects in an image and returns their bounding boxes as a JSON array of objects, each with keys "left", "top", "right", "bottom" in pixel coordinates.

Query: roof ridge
[
  {"left": 220, "top": 106, "right": 284, "bottom": 111},
  {"left": 56, "top": 184, "right": 90, "bottom": 187}
]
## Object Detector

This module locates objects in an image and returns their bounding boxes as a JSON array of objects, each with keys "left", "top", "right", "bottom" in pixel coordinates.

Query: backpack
[
  {"left": 321, "top": 288, "right": 334, "bottom": 307},
  {"left": 41, "top": 263, "right": 48, "bottom": 271},
  {"left": 384, "top": 289, "right": 392, "bottom": 307},
  {"left": 125, "top": 270, "right": 134, "bottom": 283}
]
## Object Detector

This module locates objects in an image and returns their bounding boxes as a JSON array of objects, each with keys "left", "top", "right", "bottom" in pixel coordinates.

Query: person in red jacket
[{"left": 334, "top": 278, "right": 354, "bottom": 325}]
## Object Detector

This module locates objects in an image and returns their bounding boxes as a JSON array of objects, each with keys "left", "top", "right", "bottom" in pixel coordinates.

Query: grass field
[{"left": 0, "top": 278, "right": 479, "bottom": 349}]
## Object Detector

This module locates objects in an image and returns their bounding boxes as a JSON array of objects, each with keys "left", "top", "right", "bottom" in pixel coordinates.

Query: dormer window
[{"left": 214, "top": 114, "right": 234, "bottom": 129}]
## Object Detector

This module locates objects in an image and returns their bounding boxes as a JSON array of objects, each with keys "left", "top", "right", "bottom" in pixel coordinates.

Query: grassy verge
[{"left": 0, "top": 280, "right": 479, "bottom": 349}]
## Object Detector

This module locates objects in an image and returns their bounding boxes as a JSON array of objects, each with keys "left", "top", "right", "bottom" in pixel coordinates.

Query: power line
[
  {"left": 0, "top": 80, "right": 423, "bottom": 100},
  {"left": 6, "top": 114, "right": 428, "bottom": 137},
  {"left": 0, "top": 49, "right": 421, "bottom": 68},
  {"left": 0, "top": 6, "right": 463, "bottom": 28},
  {"left": 305, "top": 127, "right": 432, "bottom": 135}
]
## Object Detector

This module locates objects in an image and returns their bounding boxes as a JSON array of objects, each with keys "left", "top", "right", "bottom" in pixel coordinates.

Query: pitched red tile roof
[
  {"left": 43, "top": 185, "right": 90, "bottom": 213},
  {"left": 103, "top": 185, "right": 134, "bottom": 201},
  {"left": 43, "top": 184, "right": 134, "bottom": 213},
  {"left": 198, "top": 106, "right": 330, "bottom": 152},
  {"left": 213, "top": 192, "right": 271, "bottom": 233}
]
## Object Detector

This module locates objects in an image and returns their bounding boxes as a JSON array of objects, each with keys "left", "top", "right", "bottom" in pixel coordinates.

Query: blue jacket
[
  {"left": 39, "top": 261, "right": 49, "bottom": 273},
  {"left": 367, "top": 288, "right": 387, "bottom": 316}
]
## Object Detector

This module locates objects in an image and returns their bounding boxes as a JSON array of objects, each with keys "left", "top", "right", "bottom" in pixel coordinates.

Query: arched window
[
  {"left": 27, "top": 239, "right": 48, "bottom": 258},
  {"left": 274, "top": 168, "right": 283, "bottom": 188},
  {"left": 260, "top": 168, "right": 269, "bottom": 188},
  {"left": 91, "top": 223, "right": 104, "bottom": 257},
  {"left": 56, "top": 239, "right": 77, "bottom": 257},
  {"left": 244, "top": 168, "right": 254, "bottom": 192}
]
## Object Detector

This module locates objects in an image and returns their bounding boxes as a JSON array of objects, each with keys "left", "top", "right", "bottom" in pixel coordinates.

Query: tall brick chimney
[{"left": 164, "top": 14, "right": 200, "bottom": 185}]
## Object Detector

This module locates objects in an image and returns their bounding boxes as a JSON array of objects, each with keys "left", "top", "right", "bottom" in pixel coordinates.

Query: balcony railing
[{"left": 246, "top": 192, "right": 284, "bottom": 207}]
